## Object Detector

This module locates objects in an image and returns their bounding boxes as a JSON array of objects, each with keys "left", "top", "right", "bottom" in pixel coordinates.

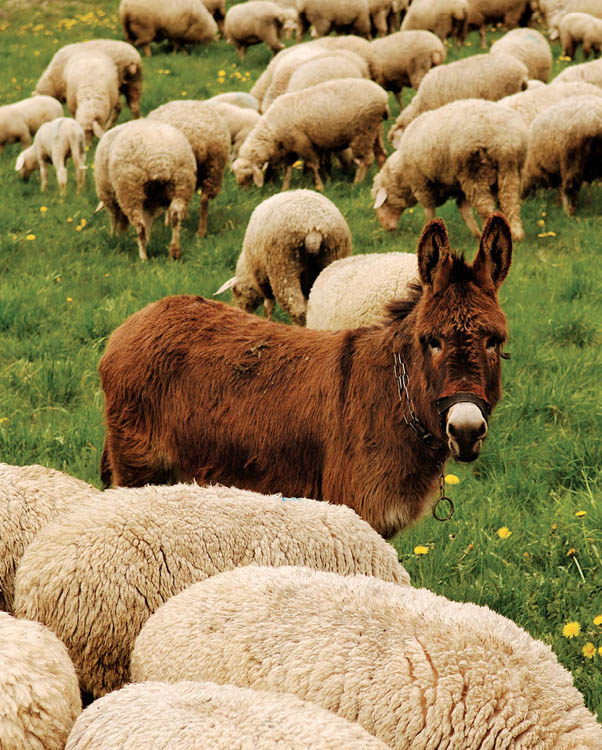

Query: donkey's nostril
[
  {"left": 447, "top": 423, "right": 457, "bottom": 438},
  {"left": 476, "top": 421, "right": 487, "bottom": 439}
]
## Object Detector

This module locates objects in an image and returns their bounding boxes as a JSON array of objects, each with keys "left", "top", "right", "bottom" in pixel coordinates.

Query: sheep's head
[
  {"left": 214, "top": 275, "right": 262, "bottom": 314},
  {"left": 232, "top": 157, "right": 267, "bottom": 188},
  {"left": 15, "top": 148, "right": 38, "bottom": 180},
  {"left": 372, "top": 178, "right": 415, "bottom": 231}
]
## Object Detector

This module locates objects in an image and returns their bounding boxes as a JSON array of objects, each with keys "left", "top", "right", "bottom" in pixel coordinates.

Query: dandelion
[
  {"left": 217, "top": 69, "right": 226, "bottom": 76},
  {"left": 582, "top": 642, "right": 595, "bottom": 659},
  {"left": 67, "top": 217, "right": 73, "bottom": 223},
  {"left": 541, "top": 211, "right": 546, "bottom": 217},
  {"left": 80, "top": 218, "right": 87, "bottom": 228},
  {"left": 181, "top": 90, "right": 187, "bottom": 96},
  {"left": 25, "top": 233, "right": 36, "bottom": 240},
  {"left": 66, "top": 297, "right": 73, "bottom": 303},
  {"left": 599, "top": 646, "right": 602, "bottom": 656},
  {"left": 593, "top": 614, "right": 602, "bottom": 626},
  {"left": 497, "top": 526, "right": 512, "bottom": 539},
  {"left": 562, "top": 621, "right": 581, "bottom": 639},
  {"left": 445, "top": 474, "right": 459, "bottom": 485},
  {"left": 537, "top": 219, "right": 545, "bottom": 227},
  {"left": 40, "top": 205, "right": 48, "bottom": 213},
  {"left": 567, "top": 548, "right": 576, "bottom": 557},
  {"left": 414, "top": 545, "right": 429, "bottom": 555},
  {"left": 575, "top": 510, "right": 586, "bottom": 517},
  {"left": 0, "top": 417, "right": 8, "bottom": 424}
]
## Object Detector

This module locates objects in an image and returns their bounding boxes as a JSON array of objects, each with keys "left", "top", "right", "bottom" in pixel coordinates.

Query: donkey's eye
[
  {"left": 486, "top": 336, "right": 501, "bottom": 351},
  {"left": 428, "top": 338, "right": 442, "bottom": 353}
]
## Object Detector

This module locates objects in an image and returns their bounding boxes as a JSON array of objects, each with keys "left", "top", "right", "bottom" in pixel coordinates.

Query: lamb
[
  {"left": 558, "top": 12, "right": 602, "bottom": 59},
  {"left": 34, "top": 39, "right": 143, "bottom": 119},
  {"left": 296, "top": 0, "right": 372, "bottom": 38},
  {"left": 388, "top": 53, "right": 529, "bottom": 144},
  {"left": 552, "top": 58, "right": 602, "bottom": 87},
  {"left": 0, "top": 611, "right": 81, "bottom": 750},
  {"left": 375, "top": 99, "right": 527, "bottom": 241},
  {"left": 15, "top": 117, "right": 87, "bottom": 195},
  {"left": 147, "top": 100, "right": 230, "bottom": 237},
  {"left": 119, "top": 0, "right": 218, "bottom": 56},
  {"left": 0, "top": 462, "right": 100, "bottom": 613},
  {"left": 522, "top": 95, "right": 602, "bottom": 215},
  {"left": 206, "top": 100, "right": 260, "bottom": 159},
  {"left": 131, "top": 565, "right": 602, "bottom": 750},
  {"left": 94, "top": 119, "right": 197, "bottom": 260},
  {"left": 490, "top": 28, "right": 553, "bottom": 82},
  {"left": 224, "top": 1, "right": 297, "bottom": 60},
  {"left": 0, "top": 95, "right": 62, "bottom": 153},
  {"left": 306, "top": 252, "right": 419, "bottom": 330},
  {"left": 65, "top": 681, "right": 390, "bottom": 750},
  {"left": 13, "top": 482, "right": 409, "bottom": 698},
  {"left": 466, "top": 0, "right": 532, "bottom": 49},
  {"left": 214, "top": 190, "right": 352, "bottom": 325},
  {"left": 232, "top": 79, "right": 389, "bottom": 191},
  {"left": 499, "top": 80, "right": 602, "bottom": 125},
  {"left": 401, "top": 0, "right": 469, "bottom": 46}
]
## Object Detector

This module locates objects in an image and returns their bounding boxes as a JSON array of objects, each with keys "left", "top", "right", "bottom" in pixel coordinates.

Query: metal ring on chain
[{"left": 432, "top": 495, "right": 455, "bottom": 521}]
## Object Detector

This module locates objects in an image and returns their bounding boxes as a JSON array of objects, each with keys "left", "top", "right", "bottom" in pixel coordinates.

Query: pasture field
[{"left": 0, "top": 0, "right": 601, "bottom": 717}]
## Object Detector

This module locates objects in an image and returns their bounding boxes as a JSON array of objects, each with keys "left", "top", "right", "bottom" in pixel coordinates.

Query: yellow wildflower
[
  {"left": 582, "top": 642, "right": 595, "bottom": 659},
  {"left": 25, "top": 233, "right": 36, "bottom": 240},
  {"left": 414, "top": 545, "right": 429, "bottom": 555},
  {"left": 40, "top": 205, "right": 47, "bottom": 213},
  {"left": 218, "top": 69, "right": 226, "bottom": 76},
  {"left": 599, "top": 646, "right": 602, "bottom": 656},
  {"left": 80, "top": 218, "right": 87, "bottom": 227},
  {"left": 445, "top": 474, "right": 459, "bottom": 485},
  {"left": 0, "top": 417, "right": 8, "bottom": 424},
  {"left": 497, "top": 526, "right": 512, "bottom": 539},
  {"left": 593, "top": 614, "right": 602, "bottom": 626},
  {"left": 67, "top": 217, "right": 72, "bottom": 222},
  {"left": 567, "top": 548, "right": 576, "bottom": 557},
  {"left": 562, "top": 621, "right": 581, "bottom": 638},
  {"left": 66, "top": 297, "right": 73, "bottom": 303},
  {"left": 575, "top": 510, "right": 586, "bottom": 517},
  {"left": 181, "top": 90, "right": 187, "bottom": 96},
  {"left": 537, "top": 219, "right": 545, "bottom": 226}
]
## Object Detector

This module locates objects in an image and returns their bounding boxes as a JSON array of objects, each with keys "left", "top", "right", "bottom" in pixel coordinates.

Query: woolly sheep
[
  {"left": 0, "top": 462, "right": 100, "bottom": 613},
  {"left": 401, "top": 0, "right": 469, "bottom": 46},
  {"left": 499, "top": 80, "right": 602, "bottom": 125},
  {"left": 522, "top": 95, "right": 602, "bottom": 215},
  {"left": 466, "top": 0, "right": 532, "bottom": 49},
  {"left": 306, "top": 252, "right": 419, "bottom": 330},
  {"left": 558, "top": 13, "right": 602, "bottom": 58},
  {"left": 147, "top": 100, "right": 230, "bottom": 237},
  {"left": 224, "top": 1, "right": 297, "bottom": 60},
  {"left": 119, "top": 0, "right": 218, "bottom": 57},
  {"left": 215, "top": 190, "right": 352, "bottom": 324},
  {"left": 131, "top": 565, "right": 602, "bottom": 750},
  {"left": 553, "top": 57, "right": 602, "bottom": 87},
  {"left": 206, "top": 100, "right": 261, "bottom": 159},
  {"left": 309, "top": 35, "right": 386, "bottom": 84},
  {"left": 0, "top": 612, "right": 81, "bottom": 750},
  {"left": 94, "top": 119, "right": 197, "bottom": 261},
  {"left": 0, "top": 95, "right": 62, "bottom": 153},
  {"left": 233, "top": 79, "right": 389, "bottom": 191},
  {"left": 375, "top": 99, "right": 527, "bottom": 241},
  {"left": 15, "top": 117, "right": 87, "bottom": 195},
  {"left": 65, "top": 681, "right": 391, "bottom": 750},
  {"left": 490, "top": 28, "right": 553, "bottom": 82},
  {"left": 285, "top": 51, "right": 370, "bottom": 95},
  {"left": 34, "top": 39, "right": 143, "bottom": 118},
  {"left": 548, "top": 0, "right": 602, "bottom": 37},
  {"left": 388, "top": 52, "right": 529, "bottom": 144},
  {"left": 207, "top": 90, "right": 259, "bottom": 110},
  {"left": 13, "top": 483, "right": 409, "bottom": 698},
  {"left": 297, "top": 0, "right": 372, "bottom": 38}
]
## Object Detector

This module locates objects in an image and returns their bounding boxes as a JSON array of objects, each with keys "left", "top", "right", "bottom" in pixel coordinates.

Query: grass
[{"left": 0, "top": 0, "right": 601, "bottom": 719}]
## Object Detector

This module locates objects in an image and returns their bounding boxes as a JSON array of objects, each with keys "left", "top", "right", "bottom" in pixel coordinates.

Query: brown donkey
[{"left": 99, "top": 214, "right": 512, "bottom": 538}]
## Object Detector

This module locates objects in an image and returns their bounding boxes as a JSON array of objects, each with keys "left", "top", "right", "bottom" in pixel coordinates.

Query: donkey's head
[{"left": 413, "top": 213, "right": 512, "bottom": 462}]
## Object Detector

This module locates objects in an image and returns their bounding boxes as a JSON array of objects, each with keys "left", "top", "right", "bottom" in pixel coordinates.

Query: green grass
[{"left": 0, "top": 1, "right": 601, "bottom": 718}]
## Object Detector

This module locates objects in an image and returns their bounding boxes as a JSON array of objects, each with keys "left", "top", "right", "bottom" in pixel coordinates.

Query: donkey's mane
[{"left": 386, "top": 281, "right": 423, "bottom": 322}]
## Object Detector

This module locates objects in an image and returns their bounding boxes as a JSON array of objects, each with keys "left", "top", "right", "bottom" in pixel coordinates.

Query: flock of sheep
[{"left": 2, "top": 0, "right": 602, "bottom": 747}]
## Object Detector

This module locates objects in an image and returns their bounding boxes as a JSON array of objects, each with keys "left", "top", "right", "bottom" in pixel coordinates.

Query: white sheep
[
  {"left": 94, "top": 119, "right": 197, "bottom": 261},
  {"left": 0, "top": 611, "right": 82, "bottom": 750},
  {"left": 65, "top": 681, "right": 391, "bottom": 750},
  {"left": 285, "top": 51, "right": 370, "bottom": 95},
  {"left": 34, "top": 39, "right": 143, "bottom": 119},
  {"left": 147, "top": 100, "right": 230, "bottom": 237},
  {"left": 0, "top": 462, "right": 100, "bottom": 613},
  {"left": 224, "top": 1, "right": 297, "bottom": 60},
  {"left": 296, "top": 0, "right": 372, "bottom": 38},
  {"left": 552, "top": 57, "right": 602, "bottom": 87},
  {"left": 401, "top": 0, "right": 469, "bottom": 46},
  {"left": 207, "top": 90, "right": 259, "bottom": 110},
  {"left": 548, "top": 0, "right": 602, "bottom": 37},
  {"left": 233, "top": 78, "right": 389, "bottom": 191},
  {"left": 466, "top": 0, "right": 532, "bottom": 49},
  {"left": 306, "top": 252, "right": 419, "bottom": 330},
  {"left": 15, "top": 117, "right": 87, "bottom": 195},
  {"left": 490, "top": 28, "right": 553, "bottom": 82},
  {"left": 214, "top": 190, "right": 352, "bottom": 325},
  {"left": 13, "top": 482, "right": 409, "bottom": 698},
  {"left": 130, "top": 565, "right": 602, "bottom": 750},
  {"left": 119, "top": 0, "right": 218, "bottom": 56},
  {"left": 206, "top": 100, "right": 261, "bottom": 159},
  {"left": 558, "top": 12, "right": 602, "bottom": 58},
  {"left": 499, "top": 80, "right": 602, "bottom": 125},
  {"left": 0, "top": 95, "right": 62, "bottom": 153},
  {"left": 375, "top": 99, "right": 527, "bottom": 241}
]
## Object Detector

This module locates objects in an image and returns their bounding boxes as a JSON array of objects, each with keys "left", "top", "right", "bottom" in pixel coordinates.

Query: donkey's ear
[
  {"left": 472, "top": 213, "right": 512, "bottom": 290},
  {"left": 417, "top": 217, "right": 452, "bottom": 291}
]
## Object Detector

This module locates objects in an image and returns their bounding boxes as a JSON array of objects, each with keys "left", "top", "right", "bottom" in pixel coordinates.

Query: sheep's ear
[
  {"left": 373, "top": 187, "right": 387, "bottom": 209},
  {"left": 92, "top": 121, "right": 105, "bottom": 139},
  {"left": 15, "top": 153, "right": 25, "bottom": 171},
  {"left": 214, "top": 276, "right": 237, "bottom": 295},
  {"left": 417, "top": 217, "right": 452, "bottom": 294},
  {"left": 472, "top": 213, "right": 513, "bottom": 291},
  {"left": 94, "top": 201, "right": 105, "bottom": 214},
  {"left": 252, "top": 165, "right": 264, "bottom": 188}
]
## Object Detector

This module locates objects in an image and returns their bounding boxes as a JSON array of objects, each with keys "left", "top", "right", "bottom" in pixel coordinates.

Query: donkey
[{"left": 99, "top": 214, "right": 512, "bottom": 538}]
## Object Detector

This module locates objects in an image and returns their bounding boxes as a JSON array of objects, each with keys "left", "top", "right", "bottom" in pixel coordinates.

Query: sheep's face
[
  {"left": 373, "top": 184, "right": 415, "bottom": 231},
  {"left": 232, "top": 158, "right": 266, "bottom": 188},
  {"left": 232, "top": 282, "right": 262, "bottom": 314},
  {"left": 14, "top": 149, "right": 37, "bottom": 180}
]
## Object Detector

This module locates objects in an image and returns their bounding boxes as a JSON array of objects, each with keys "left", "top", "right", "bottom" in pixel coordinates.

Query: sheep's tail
[
  {"left": 92, "top": 120, "right": 105, "bottom": 140},
  {"left": 304, "top": 231, "right": 322, "bottom": 253}
]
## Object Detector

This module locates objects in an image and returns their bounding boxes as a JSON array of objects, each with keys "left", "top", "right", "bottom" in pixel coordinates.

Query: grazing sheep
[
  {"left": 0, "top": 462, "right": 100, "bottom": 613},
  {"left": 499, "top": 80, "right": 602, "bottom": 125},
  {"left": 208, "top": 90, "right": 259, "bottom": 110},
  {"left": 466, "top": 0, "right": 532, "bottom": 49},
  {"left": 286, "top": 51, "right": 370, "bottom": 95},
  {"left": 34, "top": 39, "right": 143, "bottom": 119},
  {"left": 553, "top": 57, "right": 602, "bottom": 87},
  {"left": 65, "top": 681, "right": 391, "bottom": 750},
  {"left": 232, "top": 79, "right": 389, "bottom": 191},
  {"left": 15, "top": 117, "right": 87, "bottom": 195},
  {"left": 306, "top": 252, "right": 419, "bottom": 330},
  {"left": 297, "top": 0, "right": 372, "bottom": 38},
  {"left": 401, "top": 0, "right": 469, "bottom": 46},
  {"left": 389, "top": 53, "right": 529, "bottom": 144},
  {"left": 490, "top": 28, "right": 553, "bottom": 82},
  {"left": 119, "top": 0, "right": 218, "bottom": 56},
  {"left": 215, "top": 190, "right": 352, "bottom": 325},
  {"left": 147, "top": 100, "right": 230, "bottom": 238},
  {"left": 0, "top": 95, "right": 62, "bottom": 153},
  {"left": 558, "top": 12, "right": 602, "bottom": 58},
  {"left": 522, "top": 95, "right": 602, "bottom": 215},
  {"left": 13, "top": 483, "right": 408, "bottom": 698},
  {"left": 548, "top": 0, "right": 602, "bottom": 37},
  {"left": 375, "top": 99, "right": 527, "bottom": 241},
  {"left": 132, "top": 565, "right": 602, "bottom": 750},
  {"left": 94, "top": 119, "right": 197, "bottom": 260},
  {"left": 309, "top": 34, "right": 386, "bottom": 84},
  {"left": 224, "top": 1, "right": 297, "bottom": 60},
  {"left": 0, "top": 611, "right": 82, "bottom": 750},
  {"left": 206, "top": 100, "right": 261, "bottom": 159}
]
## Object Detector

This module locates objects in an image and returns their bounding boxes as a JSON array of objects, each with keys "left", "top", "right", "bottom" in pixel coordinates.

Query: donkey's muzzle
[{"left": 445, "top": 401, "right": 488, "bottom": 462}]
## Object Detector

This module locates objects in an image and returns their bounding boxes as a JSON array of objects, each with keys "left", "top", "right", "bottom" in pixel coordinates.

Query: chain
[{"left": 433, "top": 469, "right": 454, "bottom": 522}]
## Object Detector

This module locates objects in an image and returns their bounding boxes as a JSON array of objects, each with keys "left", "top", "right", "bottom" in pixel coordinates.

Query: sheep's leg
[
  {"left": 497, "top": 165, "right": 525, "bottom": 241},
  {"left": 281, "top": 164, "right": 293, "bottom": 191},
  {"left": 167, "top": 201, "right": 186, "bottom": 260},
  {"left": 349, "top": 129, "right": 376, "bottom": 184},
  {"left": 197, "top": 194, "right": 209, "bottom": 237},
  {"left": 456, "top": 197, "right": 482, "bottom": 238},
  {"left": 132, "top": 210, "right": 151, "bottom": 261},
  {"left": 235, "top": 44, "right": 246, "bottom": 60},
  {"left": 423, "top": 205, "right": 436, "bottom": 223},
  {"left": 307, "top": 161, "right": 323, "bottom": 191},
  {"left": 39, "top": 159, "right": 49, "bottom": 193},
  {"left": 263, "top": 298, "right": 275, "bottom": 320},
  {"left": 51, "top": 142, "right": 69, "bottom": 195},
  {"left": 262, "top": 25, "right": 285, "bottom": 55},
  {"left": 394, "top": 90, "right": 403, "bottom": 109},
  {"left": 479, "top": 24, "right": 487, "bottom": 49},
  {"left": 269, "top": 259, "right": 307, "bottom": 325},
  {"left": 373, "top": 125, "right": 387, "bottom": 168}
]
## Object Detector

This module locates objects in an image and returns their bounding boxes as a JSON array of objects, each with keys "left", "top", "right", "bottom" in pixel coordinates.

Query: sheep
[
  {"left": 375, "top": 99, "right": 527, "bottom": 241},
  {"left": 207, "top": 91, "right": 259, "bottom": 110},
  {"left": 34, "top": 39, "right": 143, "bottom": 119},
  {"left": 548, "top": 0, "right": 602, "bottom": 37},
  {"left": 94, "top": 119, "right": 197, "bottom": 261},
  {"left": 13, "top": 482, "right": 409, "bottom": 698},
  {"left": 202, "top": 0, "right": 226, "bottom": 32},
  {"left": 296, "top": 0, "right": 372, "bottom": 38},
  {"left": 0, "top": 462, "right": 100, "bottom": 613},
  {"left": 63, "top": 51, "right": 121, "bottom": 144},
  {"left": 388, "top": 53, "right": 529, "bottom": 144},
  {"left": 15, "top": 117, "right": 87, "bottom": 195},
  {"left": 558, "top": 13, "right": 602, "bottom": 59},
  {"left": 224, "top": 1, "right": 297, "bottom": 60},
  {"left": 232, "top": 79, "right": 389, "bottom": 191},
  {"left": 401, "top": 0, "right": 469, "bottom": 46},
  {"left": 466, "top": 0, "right": 532, "bottom": 49},
  {"left": 206, "top": 100, "right": 261, "bottom": 159},
  {"left": 306, "top": 252, "right": 419, "bottom": 330},
  {"left": 368, "top": 0, "right": 401, "bottom": 36},
  {"left": 0, "top": 95, "right": 62, "bottom": 153},
  {"left": 214, "top": 190, "right": 352, "bottom": 325},
  {"left": 490, "top": 28, "right": 553, "bottom": 82},
  {"left": 65, "top": 681, "right": 391, "bottom": 750},
  {"left": 370, "top": 30, "right": 446, "bottom": 108},
  {"left": 285, "top": 51, "right": 370, "bottom": 95},
  {"left": 130, "top": 565, "right": 602, "bottom": 750},
  {"left": 552, "top": 57, "right": 602, "bottom": 87},
  {"left": 147, "top": 100, "right": 230, "bottom": 238},
  {"left": 119, "top": 0, "right": 218, "bottom": 57},
  {"left": 274, "top": 0, "right": 303, "bottom": 39},
  {"left": 522, "top": 95, "right": 602, "bottom": 215},
  {"left": 0, "top": 611, "right": 81, "bottom": 750},
  {"left": 499, "top": 80, "right": 602, "bottom": 125}
]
